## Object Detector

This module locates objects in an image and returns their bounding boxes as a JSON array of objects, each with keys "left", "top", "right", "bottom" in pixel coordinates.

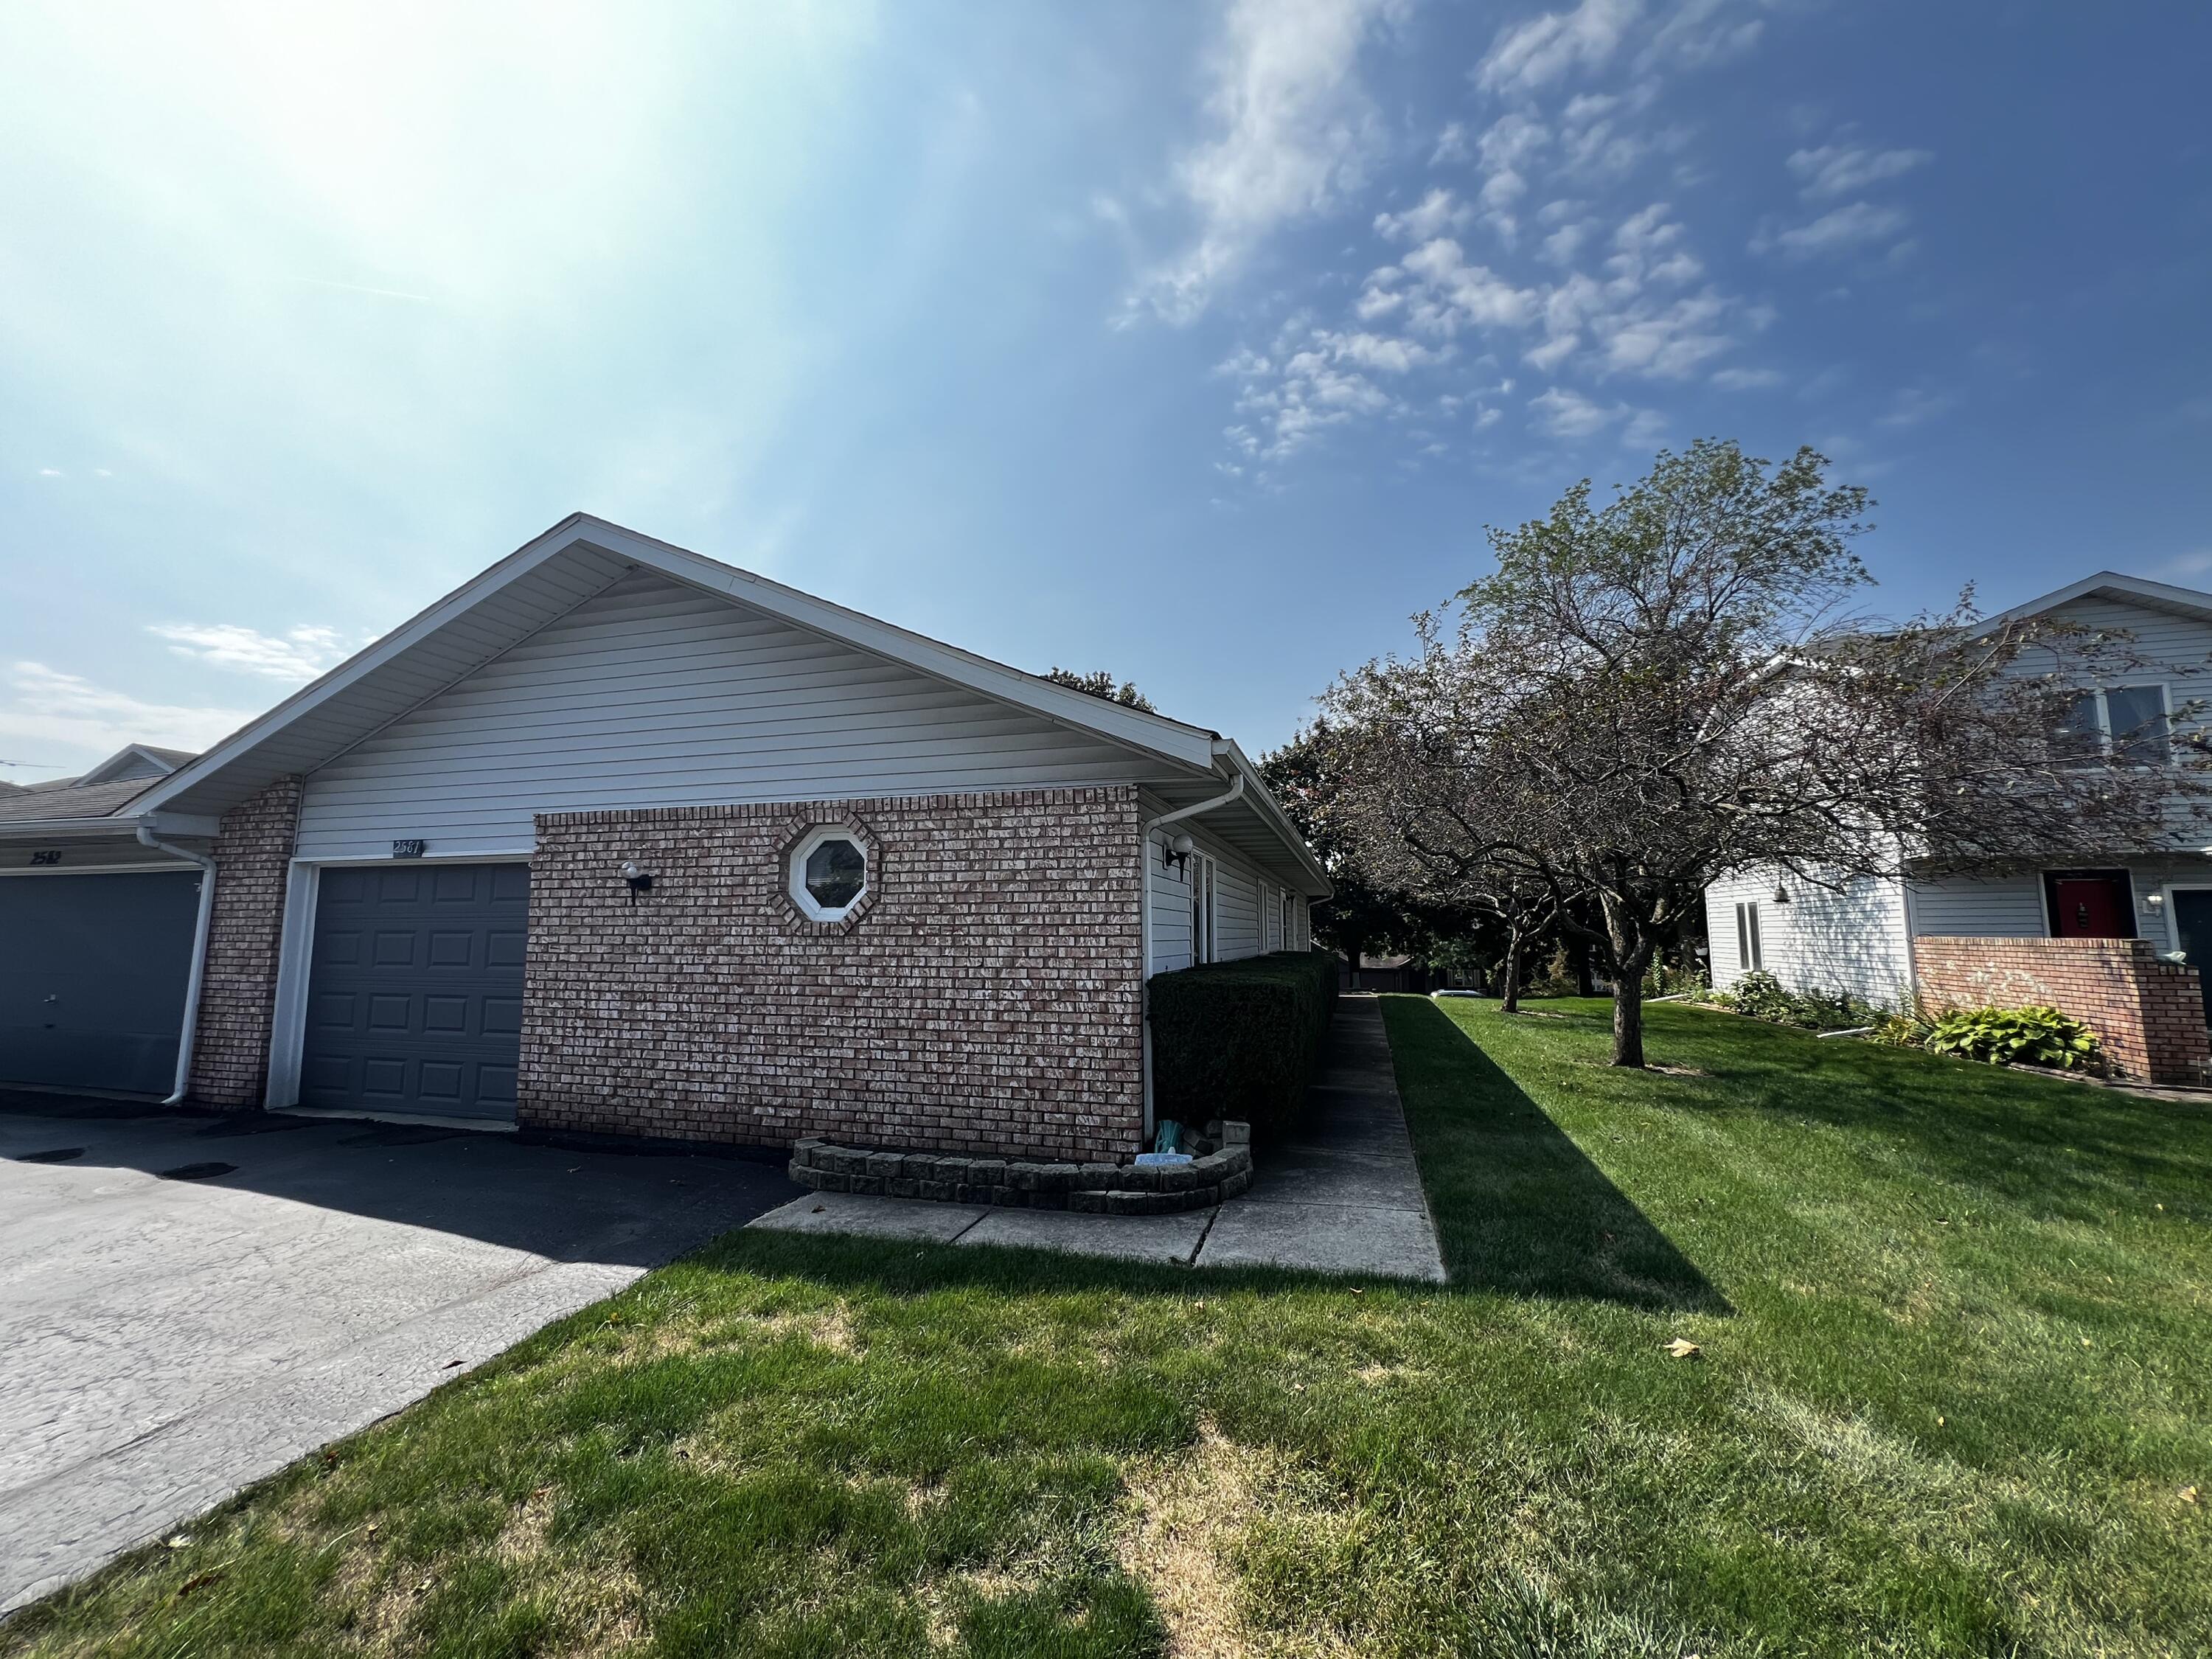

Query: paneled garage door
[
  {"left": 0, "top": 870, "right": 200, "bottom": 1095},
  {"left": 300, "top": 863, "right": 529, "bottom": 1121}
]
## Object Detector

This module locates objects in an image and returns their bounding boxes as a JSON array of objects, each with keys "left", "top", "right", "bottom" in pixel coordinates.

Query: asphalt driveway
[{"left": 0, "top": 1096, "right": 798, "bottom": 1614}]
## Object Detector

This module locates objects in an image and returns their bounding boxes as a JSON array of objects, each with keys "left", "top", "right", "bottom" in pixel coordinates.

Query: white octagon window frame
[{"left": 788, "top": 826, "right": 870, "bottom": 923}]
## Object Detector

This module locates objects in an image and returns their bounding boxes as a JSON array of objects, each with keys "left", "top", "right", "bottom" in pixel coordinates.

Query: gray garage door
[
  {"left": 0, "top": 870, "right": 201, "bottom": 1096},
  {"left": 300, "top": 863, "right": 529, "bottom": 1121}
]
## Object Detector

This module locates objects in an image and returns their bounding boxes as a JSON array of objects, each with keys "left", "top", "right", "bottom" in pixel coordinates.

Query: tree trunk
[
  {"left": 1499, "top": 932, "right": 1523, "bottom": 1014},
  {"left": 1568, "top": 935, "right": 1595, "bottom": 998},
  {"left": 1611, "top": 980, "right": 1645, "bottom": 1067},
  {"left": 1600, "top": 894, "right": 1649, "bottom": 1067}
]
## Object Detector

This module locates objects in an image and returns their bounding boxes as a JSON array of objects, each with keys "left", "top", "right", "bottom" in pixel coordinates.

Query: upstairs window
[
  {"left": 2106, "top": 684, "right": 2171, "bottom": 765},
  {"left": 2056, "top": 684, "right": 2171, "bottom": 765}
]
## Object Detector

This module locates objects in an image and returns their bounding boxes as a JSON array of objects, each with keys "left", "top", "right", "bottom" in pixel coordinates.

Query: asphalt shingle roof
[{"left": 0, "top": 777, "right": 161, "bottom": 822}]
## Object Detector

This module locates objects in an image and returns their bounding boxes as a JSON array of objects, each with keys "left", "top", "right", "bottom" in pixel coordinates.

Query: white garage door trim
[{"left": 266, "top": 849, "right": 534, "bottom": 1111}]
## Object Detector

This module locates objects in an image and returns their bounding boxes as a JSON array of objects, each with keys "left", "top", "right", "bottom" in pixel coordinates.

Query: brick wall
[
  {"left": 1913, "top": 934, "right": 2211, "bottom": 1083},
  {"left": 188, "top": 776, "right": 302, "bottom": 1105},
  {"left": 521, "top": 787, "right": 1147, "bottom": 1161}
]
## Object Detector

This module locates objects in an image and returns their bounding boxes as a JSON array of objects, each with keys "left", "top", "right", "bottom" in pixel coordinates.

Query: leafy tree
[
  {"left": 1261, "top": 722, "right": 1481, "bottom": 963},
  {"left": 1044, "top": 667, "right": 1155, "bottom": 712},
  {"left": 1318, "top": 439, "right": 2203, "bottom": 1066}
]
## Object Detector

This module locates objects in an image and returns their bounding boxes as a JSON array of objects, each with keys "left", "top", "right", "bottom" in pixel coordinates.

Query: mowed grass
[{"left": 7, "top": 998, "right": 2212, "bottom": 1658}]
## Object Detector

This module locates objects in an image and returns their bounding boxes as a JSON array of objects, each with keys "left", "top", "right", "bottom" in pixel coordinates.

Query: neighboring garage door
[
  {"left": 0, "top": 870, "right": 200, "bottom": 1095},
  {"left": 300, "top": 863, "right": 529, "bottom": 1121}
]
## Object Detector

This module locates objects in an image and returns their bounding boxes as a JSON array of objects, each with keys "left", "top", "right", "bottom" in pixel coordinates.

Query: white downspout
[
  {"left": 1138, "top": 774, "right": 1247, "bottom": 1138},
  {"left": 138, "top": 821, "right": 217, "bottom": 1106}
]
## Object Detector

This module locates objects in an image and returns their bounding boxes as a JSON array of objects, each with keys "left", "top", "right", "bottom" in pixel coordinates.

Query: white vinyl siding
[
  {"left": 1705, "top": 863, "right": 1913, "bottom": 1006},
  {"left": 296, "top": 572, "right": 1166, "bottom": 860},
  {"left": 1904, "top": 872, "right": 2048, "bottom": 938},
  {"left": 1143, "top": 810, "right": 1278, "bottom": 975}
]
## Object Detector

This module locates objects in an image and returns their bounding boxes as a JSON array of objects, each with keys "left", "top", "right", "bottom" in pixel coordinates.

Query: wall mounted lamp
[
  {"left": 1161, "top": 831, "right": 1196, "bottom": 880},
  {"left": 620, "top": 860, "right": 655, "bottom": 905},
  {"left": 2146, "top": 890, "right": 2166, "bottom": 911},
  {"left": 1773, "top": 883, "right": 1792, "bottom": 905}
]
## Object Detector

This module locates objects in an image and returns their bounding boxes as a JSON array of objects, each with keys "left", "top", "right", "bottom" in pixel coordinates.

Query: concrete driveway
[{"left": 0, "top": 1096, "right": 798, "bottom": 1614}]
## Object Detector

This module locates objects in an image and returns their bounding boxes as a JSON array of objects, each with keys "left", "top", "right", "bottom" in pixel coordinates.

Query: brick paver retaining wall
[
  {"left": 188, "top": 775, "right": 302, "bottom": 1106},
  {"left": 1913, "top": 934, "right": 2211, "bottom": 1083},
  {"left": 521, "top": 787, "right": 1146, "bottom": 1161}
]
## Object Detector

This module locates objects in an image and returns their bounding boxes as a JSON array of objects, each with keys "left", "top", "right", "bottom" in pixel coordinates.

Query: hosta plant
[{"left": 1924, "top": 1004, "right": 2103, "bottom": 1071}]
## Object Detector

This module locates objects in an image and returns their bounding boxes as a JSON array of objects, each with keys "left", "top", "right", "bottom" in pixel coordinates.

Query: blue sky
[{"left": 3, "top": 0, "right": 2208, "bottom": 778}]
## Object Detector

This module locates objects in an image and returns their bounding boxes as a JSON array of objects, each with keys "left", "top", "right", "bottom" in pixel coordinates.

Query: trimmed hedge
[{"left": 1148, "top": 948, "right": 1339, "bottom": 1141}]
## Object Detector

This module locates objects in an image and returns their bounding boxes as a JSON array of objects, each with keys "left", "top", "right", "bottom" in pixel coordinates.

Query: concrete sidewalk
[{"left": 750, "top": 993, "right": 1447, "bottom": 1282}]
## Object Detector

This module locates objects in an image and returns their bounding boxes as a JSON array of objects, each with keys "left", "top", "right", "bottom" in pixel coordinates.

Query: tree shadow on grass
[{"left": 1385, "top": 996, "right": 1731, "bottom": 1314}]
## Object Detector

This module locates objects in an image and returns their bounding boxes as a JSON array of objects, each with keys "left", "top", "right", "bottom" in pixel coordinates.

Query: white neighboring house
[{"left": 1703, "top": 571, "right": 2212, "bottom": 1081}]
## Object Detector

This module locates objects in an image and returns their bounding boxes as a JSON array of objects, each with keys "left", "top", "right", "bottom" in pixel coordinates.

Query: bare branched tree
[{"left": 1318, "top": 439, "right": 2208, "bottom": 1066}]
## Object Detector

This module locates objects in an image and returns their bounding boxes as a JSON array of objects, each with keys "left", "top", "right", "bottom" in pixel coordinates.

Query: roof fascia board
[
  {"left": 1978, "top": 570, "right": 2212, "bottom": 635},
  {"left": 0, "top": 815, "right": 161, "bottom": 841},
  {"left": 1211, "top": 739, "right": 1333, "bottom": 897},
  {"left": 127, "top": 515, "right": 600, "bottom": 816},
  {"left": 77, "top": 743, "right": 182, "bottom": 787},
  {"left": 568, "top": 520, "right": 1222, "bottom": 773}
]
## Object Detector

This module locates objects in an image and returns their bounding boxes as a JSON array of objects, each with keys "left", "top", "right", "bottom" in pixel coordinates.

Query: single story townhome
[
  {"left": 1705, "top": 569, "right": 2212, "bottom": 1083},
  {"left": 0, "top": 515, "right": 1329, "bottom": 1162}
]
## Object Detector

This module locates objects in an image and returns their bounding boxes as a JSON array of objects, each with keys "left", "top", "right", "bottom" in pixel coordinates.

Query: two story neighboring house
[{"left": 1704, "top": 571, "right": 2212, "bottom": 1083}]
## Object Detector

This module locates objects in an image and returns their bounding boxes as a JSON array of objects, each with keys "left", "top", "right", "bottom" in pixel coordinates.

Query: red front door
[{"left": 2046, "top": 873, "right": 2133, "bottom": 939}]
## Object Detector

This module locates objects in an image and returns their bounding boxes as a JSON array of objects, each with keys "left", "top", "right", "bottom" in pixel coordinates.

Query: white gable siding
[
  {"left": 1705, "top": 863, "right": 1912, "bottom": 1006},
  {"left": 296, "top": 573, "right": 1167, "bottom": 860}
]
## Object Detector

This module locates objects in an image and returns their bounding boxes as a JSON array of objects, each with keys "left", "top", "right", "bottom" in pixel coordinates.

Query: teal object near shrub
[{"left": 1148, "top": 948, "right": 1338, "bottom": 1141}]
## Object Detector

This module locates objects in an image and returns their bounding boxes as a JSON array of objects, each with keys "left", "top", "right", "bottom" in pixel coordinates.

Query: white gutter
[
  {"left": 136, "top": 822, "right": 218, "bottom": 1105},
  {"left": 1137, "top": 774, "right": 1247, "bottom": 1137}
]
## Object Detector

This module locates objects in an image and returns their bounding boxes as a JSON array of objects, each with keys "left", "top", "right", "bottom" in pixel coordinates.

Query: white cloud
[
  {"left": 1528, "top": 384, "right": 1659, "bottom": 442},
  {"left": 1476, "top": 0, "right": 1642, "bottom": 94},
  {"left": 1875, "top": 386, "right": 1959, "bottom": 428},
  {"left": 1641, "top": 0, "right": 1765, "bottom": 71},
  {"left": 1132, "top": 0, "right": 1401, "bottom": 322},
  {"left": 2160, "top": 549, "right": 2212, "bottom": 581},
  {"left": 1374, "top": 187, "right": 1472, "bottom": 242},
  {"left": 147, "top": 621, "right": 356, "bottom": 680},
  {"left": 1787, "top": 143, "right": 1933, "bottom": 198},
  {"left": 1430, "top": 121, "right": 1470, "bottom": 165},
  {"left": 1712, "top": 366, "right": 1784, "bottom": 389},
  {"left": 1761, "top": 200, "right": 1907, "bottom": 257},
  {"left": 0, "top": 662, "right": 257, "bottom": 767},
  {"left": 1394, "top": 237, "right": 1544, "bottom": 332},
  {"left": 38, "top": 467, "right": 63, "bottom": 478}
]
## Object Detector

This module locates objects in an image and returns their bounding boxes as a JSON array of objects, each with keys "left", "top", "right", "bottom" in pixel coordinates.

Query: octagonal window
[{"left": 790, "top": 829, "right": 869, "bottom": 922}]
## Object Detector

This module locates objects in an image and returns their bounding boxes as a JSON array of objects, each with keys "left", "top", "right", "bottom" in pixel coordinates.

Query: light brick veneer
[
  {"left": 188, "top": 776, "right": 302, "bottom": 1106},
  {"left": 1913, "top": 934, "right": 2211, "bottom": 1083},
  {"left": 521, "top": 787, "right": 1146, "bottom": 1161}
]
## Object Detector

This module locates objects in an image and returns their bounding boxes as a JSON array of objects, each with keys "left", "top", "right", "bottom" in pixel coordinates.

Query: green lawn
[{"left": 9, "top": 998, "right": 2211, "bottom": 1658}]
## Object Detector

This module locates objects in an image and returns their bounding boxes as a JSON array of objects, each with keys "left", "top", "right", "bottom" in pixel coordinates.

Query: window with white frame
[
  {"left": 1189, "top": 853, "right": 1217, "bottom": 964},
  {"left": 1281, "top": 890, "right": 1293, "bottom": 952},
  {"left": 1734, "top": 900, "right": 1763, "bottom": 973},
  {"left": 2056, "top": 684, "right": 2171, "bottom": 765},
  {"left": 788, "top": 827, "right": 869, "bottom": 922}
]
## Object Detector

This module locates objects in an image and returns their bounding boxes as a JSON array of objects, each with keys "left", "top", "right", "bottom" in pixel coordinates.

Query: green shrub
[
  {"left": 1711, "top": 970, "right": 1883, "bottom": 1032},
  {"left": 1924, "top": 1005, "right": 2104, "bottom": 1071},
  {"left": 1149, "top": 949, "right": 1338, "bottom": 1141},
  {"left": 1727, "top": 970, "right": 1799, "bottom": 1022}
]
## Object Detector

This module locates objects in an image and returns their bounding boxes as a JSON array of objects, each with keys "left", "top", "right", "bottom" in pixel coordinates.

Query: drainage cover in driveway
[{"left": 155, "top": 1162, "right": 237, "bottom": 1181}]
